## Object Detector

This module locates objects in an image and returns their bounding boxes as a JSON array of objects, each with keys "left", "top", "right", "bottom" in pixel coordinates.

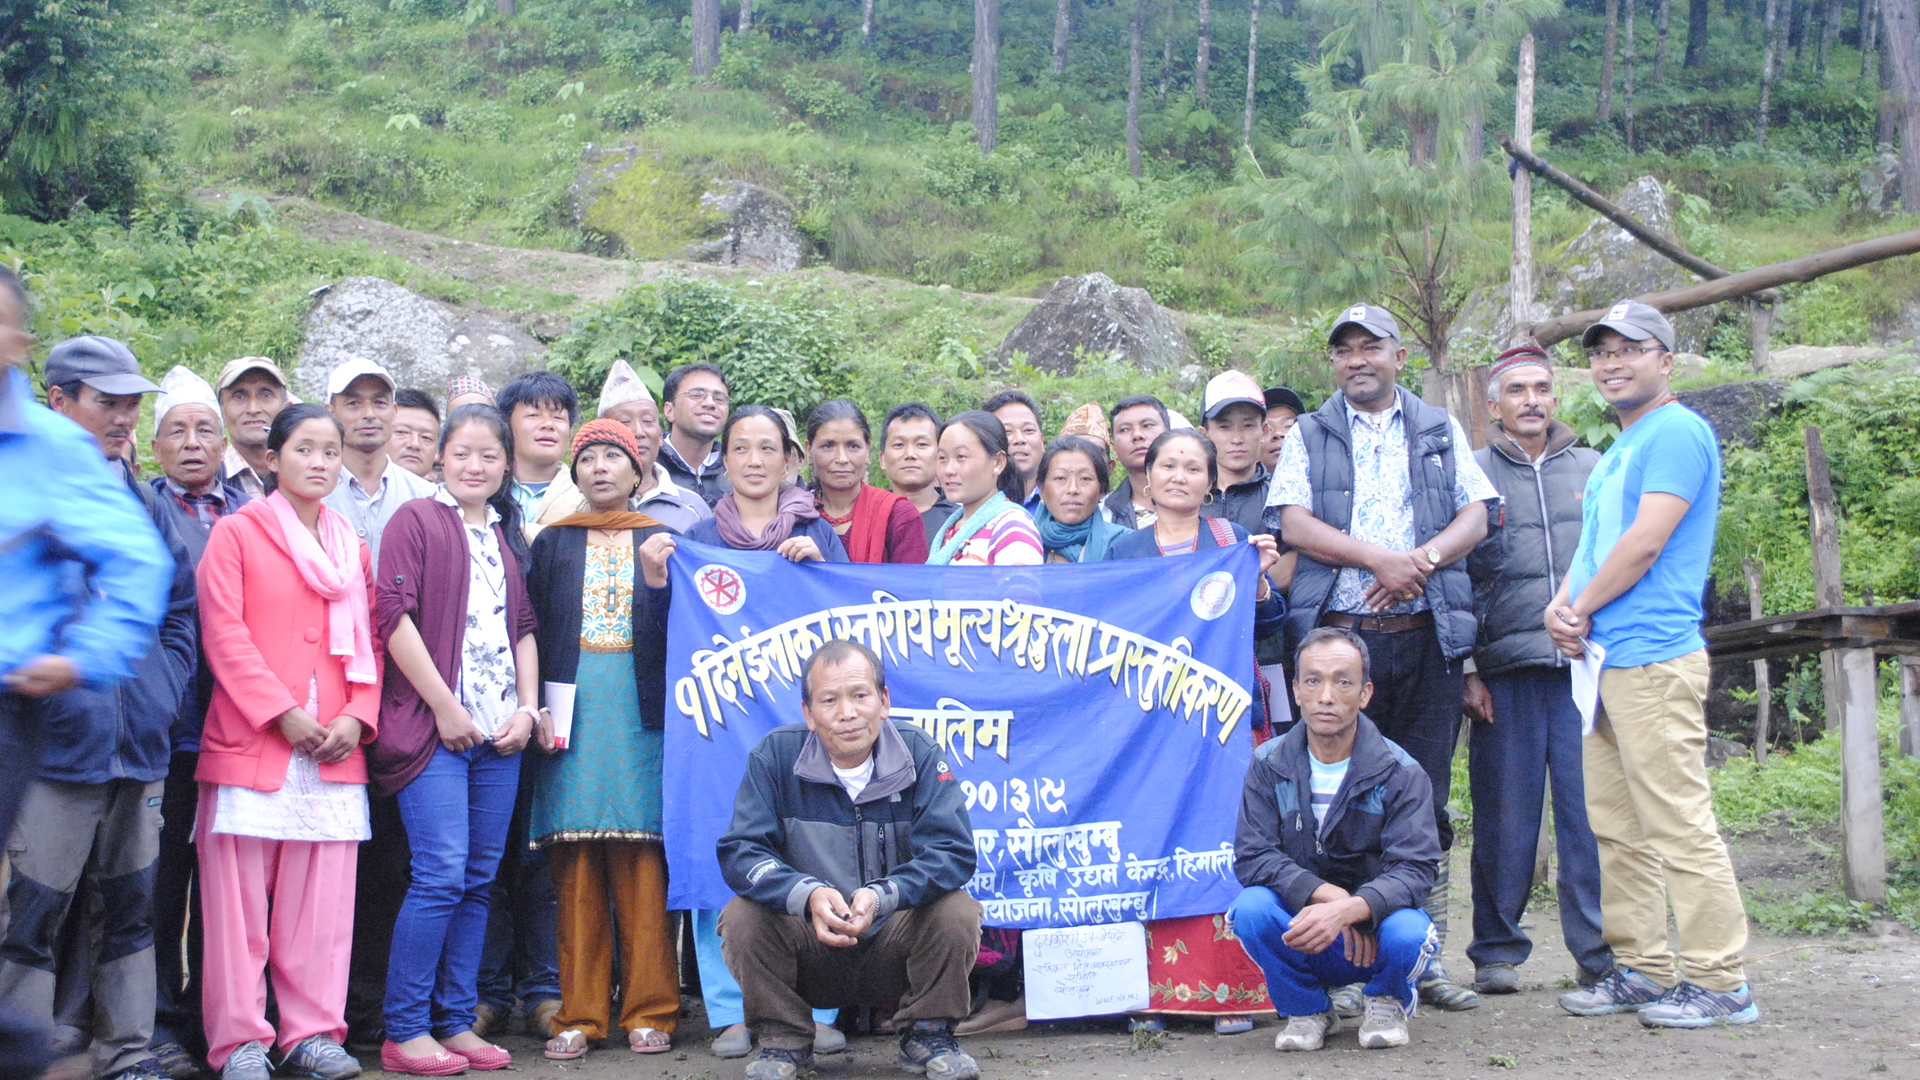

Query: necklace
[{"left": 821, "top": 506, "right": 855, "bottom": 527}]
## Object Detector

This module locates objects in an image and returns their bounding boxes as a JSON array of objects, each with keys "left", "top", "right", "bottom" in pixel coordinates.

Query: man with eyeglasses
[
  {"left": 1264, "top": 303, "right": 1498, "bottom": 1015},
  {"left": 1547, "top": 301, "right": 1759, "bottom": 1029},
  {"left": 660, "top": 363, "right": 734, "bottom": 506}
]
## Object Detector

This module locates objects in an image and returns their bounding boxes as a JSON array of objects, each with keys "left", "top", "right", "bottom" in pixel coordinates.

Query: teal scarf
[
  {"left": 1033, "top": 504, "right": 1126, "bottom": 563},
  {"left": 926, "top": 491, "right": 1016, "bottom": 565}
]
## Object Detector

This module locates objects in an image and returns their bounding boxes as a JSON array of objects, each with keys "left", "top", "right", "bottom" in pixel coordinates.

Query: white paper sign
[
  {"left": 542, "top": 681, "right": 577, "bottom": 750},
  {"left": 1021, "top": 922, "right": 1150, "bottom": 1020}
]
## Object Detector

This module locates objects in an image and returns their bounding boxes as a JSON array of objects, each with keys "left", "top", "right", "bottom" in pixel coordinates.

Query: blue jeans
[
  {"left": 1229, "top": 886, "right": 1435, "bottom": 1016},
  {"left": 476, "top": 764, "right": 559, "bottom": 1013},
  {"left": 691, "top": 910, "right": 835, "bottom": 1030},
  {"left": 385, "top": 744, "right": 521, "bottom": 1041},
  {"left": 1466, "top": 668, "right": 1613, "bottom": 978}
]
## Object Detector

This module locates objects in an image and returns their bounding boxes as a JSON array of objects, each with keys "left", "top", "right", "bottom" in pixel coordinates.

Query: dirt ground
[{"left": 428, "top": 838, "right": 1920, "bottom": 1080}]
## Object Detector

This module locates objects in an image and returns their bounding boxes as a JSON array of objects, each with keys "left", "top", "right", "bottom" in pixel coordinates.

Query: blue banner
[{"left": 662, "top": 539, "right": 1259, "bottom": 929}]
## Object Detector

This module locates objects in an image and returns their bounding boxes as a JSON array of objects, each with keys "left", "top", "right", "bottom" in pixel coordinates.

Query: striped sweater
[{"left": 938, "top": 504, "right": 1044, "bottom": 566}]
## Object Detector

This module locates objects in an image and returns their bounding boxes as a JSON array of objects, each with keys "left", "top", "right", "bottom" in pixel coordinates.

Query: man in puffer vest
[
  {"left": 1460, "top": 347, "right": 1613, "bottom": 996},
  {"left": 1262, "top": 304, "right": 1499, "bottom": 1011}
]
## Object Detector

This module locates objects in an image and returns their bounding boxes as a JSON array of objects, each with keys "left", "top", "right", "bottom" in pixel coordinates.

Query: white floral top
[
  {"left": 1267, "top": 396, "right": 1498, "bottom": 616},
  {"left": 211, "top": 679, "right": 370, "bottom": 842},
  {"left": 438, "top": 490, "right": 517, "bottom": 736}
]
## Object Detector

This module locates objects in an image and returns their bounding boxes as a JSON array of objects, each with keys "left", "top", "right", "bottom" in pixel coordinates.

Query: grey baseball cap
[
  {"left": 44, "top": 336, "right": 160, "bottom": 396},
  {"left": 1582, "top": 300, "right": 1675, "bottom": 354},
  {"left": 1328, "top": 303, "right": 1400, "bottom": 346}
]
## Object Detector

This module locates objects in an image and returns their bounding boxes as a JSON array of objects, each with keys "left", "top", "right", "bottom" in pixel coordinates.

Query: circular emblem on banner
[
  {"left": 1190, "top": 571, "right": 1236, "bottom": 621},
  {"left": 695, "top": 564, "right": 746, "bottom": 615}
]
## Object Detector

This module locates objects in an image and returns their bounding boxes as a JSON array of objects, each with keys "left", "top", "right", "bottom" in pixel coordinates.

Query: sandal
[
  {"left": 543, "top": 1030, "right": 589, "bottom": 1060},
  {"left": 1213, "top": 1015, "right": 1253, "bottom": 1035},
  {"left": 628, "top": 1028, "right": 672, "bottom": 1055}
]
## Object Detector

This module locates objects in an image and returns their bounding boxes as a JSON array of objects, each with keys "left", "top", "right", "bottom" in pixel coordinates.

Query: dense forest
[{"left": 9, "top": 0, "right": 1920, "bottom": 616}]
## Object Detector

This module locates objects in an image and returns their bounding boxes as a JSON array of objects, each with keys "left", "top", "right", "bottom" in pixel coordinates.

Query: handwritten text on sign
[{"left": 1022, "top": 923, "right": 1151, "bottom": 1020}]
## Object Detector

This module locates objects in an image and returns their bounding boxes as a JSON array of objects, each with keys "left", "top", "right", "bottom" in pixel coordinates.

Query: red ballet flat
[
  {"left": 379, "top": 1040, "right": 469, "bottom": 1076},
  {"left": 447, "top": 1043, "right": 511, "bottom": 1071}
]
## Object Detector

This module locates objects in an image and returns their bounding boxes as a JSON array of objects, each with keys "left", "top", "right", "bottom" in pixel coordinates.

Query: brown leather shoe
[{"left": 526, "top": 999, "right": 562, "bottom": 1038}]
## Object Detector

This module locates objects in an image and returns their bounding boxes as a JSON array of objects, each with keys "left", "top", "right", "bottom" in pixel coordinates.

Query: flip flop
[
  {"left": 543, "top": 1030, "right": 588, "bottom": 1061},
  {"left": 628, "top": 1028, "right": 673, "bottom": 1055},
  {"left": 1213, "top": 1016, "right": 1253, "bottom": 1035}
]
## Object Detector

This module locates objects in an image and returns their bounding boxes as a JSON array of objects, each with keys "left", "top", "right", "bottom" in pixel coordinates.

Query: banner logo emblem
[
  {"left": 695, "top": 564, "right": 746, "bottom": 614},
  {"left": 1190, "top": 571, "right": 1236, "bottom": 620}
]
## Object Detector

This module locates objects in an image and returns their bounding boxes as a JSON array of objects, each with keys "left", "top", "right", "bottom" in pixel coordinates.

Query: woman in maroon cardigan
[{"left": 370, "top": 404, "right": 540, "bottom": 1076}]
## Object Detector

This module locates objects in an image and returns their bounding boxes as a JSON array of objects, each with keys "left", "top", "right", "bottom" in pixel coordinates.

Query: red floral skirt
[{"left": 1141, "top": 913, "right": 1270, "bottom": 1015}]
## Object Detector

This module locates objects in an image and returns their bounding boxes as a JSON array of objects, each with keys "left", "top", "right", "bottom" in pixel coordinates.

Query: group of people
[{"left": 0, "top": 259, "right": 1759, "bottom": 1080}]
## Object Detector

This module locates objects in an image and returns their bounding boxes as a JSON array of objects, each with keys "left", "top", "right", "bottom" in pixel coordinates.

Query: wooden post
[
  {"left": 1900, "top": 655, "right": 1920, "bottom": 757},
  {"left": 1745, "top": 557, "right": 1772, "bottom": 761},
  {"left": 1749, "top": 297, "right": 1776, "bottom": 373},
  {"left": 1806, "top": 426, "right": 1845, "bottom": 732},
  {"left": 1838, "top": 646, "right": 1887, "bottom": 901},
  {"left": 1509, "top": 34, "right": 1536, "bottom": 345}
]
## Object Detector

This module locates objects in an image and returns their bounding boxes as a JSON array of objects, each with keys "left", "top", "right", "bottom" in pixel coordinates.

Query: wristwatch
[{"left": 1424, "top": 546, "right": 1442, "bottom": 568}]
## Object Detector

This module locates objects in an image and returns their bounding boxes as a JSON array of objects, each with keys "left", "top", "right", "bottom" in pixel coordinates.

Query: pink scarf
[
  {"left": 711, "top": 486, "right": 820, "bottom": 550},
  {"left": 263, "top": 491, "right": 377, "bottom": 685}
]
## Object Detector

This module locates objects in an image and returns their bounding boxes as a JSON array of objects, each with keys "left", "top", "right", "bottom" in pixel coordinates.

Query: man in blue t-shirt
[{"left": 1545, "top": 301, "right": 1758, "bottom": 1030}]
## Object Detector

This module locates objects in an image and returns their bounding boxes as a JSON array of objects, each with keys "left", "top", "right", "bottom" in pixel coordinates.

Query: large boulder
[
  {"left": 685, "top": 181, "right": 805, "bottom": 272},
  {"left": 1454, "top": 177, "right": 1714, "bottom": 351},
  {"left": 1675, "top": 379, "right": 1786, "bottom": 447},
  {"left": 1764, "top": 344, "right": 1890, "bottom": 378},
  {"left": 1545, "top": 176, "right": 1714, "bottom": 353},
  {"left": 297, "top": 277, "right": 546, "bottom": 403},
  {"left": 996, "top": 273, "right": 1195, "bottom": 375}
]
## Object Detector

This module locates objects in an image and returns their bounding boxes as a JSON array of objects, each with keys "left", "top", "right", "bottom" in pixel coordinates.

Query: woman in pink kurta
[{"left": 195, "top": 404, "right": 381, "bottom": 1080}]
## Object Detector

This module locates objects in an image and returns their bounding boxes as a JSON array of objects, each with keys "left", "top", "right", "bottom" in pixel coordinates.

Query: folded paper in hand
[{"left": 1570, "top": 640, "right": 1606, "bottom": 737}]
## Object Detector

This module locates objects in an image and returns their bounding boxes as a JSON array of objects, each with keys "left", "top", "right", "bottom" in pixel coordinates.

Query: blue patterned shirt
[{"left": 1267, "top": 395, "right": 1498, "bottom": 615}]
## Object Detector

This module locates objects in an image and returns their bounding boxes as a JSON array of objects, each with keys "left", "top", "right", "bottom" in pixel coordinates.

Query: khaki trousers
[
  {"left": 719, "top": 889, "right": 980, "bottom": 1052},
  {"left": 548, "top": 841, "right": 678, "bottom": 1040},
  {"left": 1585, "top": 650, "right": 1748, "bottom": 991}
]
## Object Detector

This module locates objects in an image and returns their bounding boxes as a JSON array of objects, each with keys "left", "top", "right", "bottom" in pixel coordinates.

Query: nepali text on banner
[{"left": 661, "top": 539, "right": 1258, "bottom": 930}]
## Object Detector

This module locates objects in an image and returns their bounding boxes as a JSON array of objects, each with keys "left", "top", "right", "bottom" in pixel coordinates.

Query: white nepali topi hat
[
  {"left": 155, "top": 365, "right": 224, "bottom": 431},
  {"left": 596, "top": 359, "right": 654, "bottom": 417}
]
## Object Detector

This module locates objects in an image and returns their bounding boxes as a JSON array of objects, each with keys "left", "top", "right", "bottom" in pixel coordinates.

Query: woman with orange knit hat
[{"left": 522, "top": 420, "right": 680, "bottom": 1061}]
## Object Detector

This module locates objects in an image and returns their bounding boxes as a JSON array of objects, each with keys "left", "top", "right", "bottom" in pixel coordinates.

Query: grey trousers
[{"left": 0, "top": 778, "right": 162, "bottom": 1078}]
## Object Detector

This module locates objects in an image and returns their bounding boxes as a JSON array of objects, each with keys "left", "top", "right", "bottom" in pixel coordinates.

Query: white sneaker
[
  {"left": 1356, "top": 995, "right": 1409, "bottom": 1049},
  {"left": 1273, "top": 1011, "right": 1334, "bottom": 1051}
]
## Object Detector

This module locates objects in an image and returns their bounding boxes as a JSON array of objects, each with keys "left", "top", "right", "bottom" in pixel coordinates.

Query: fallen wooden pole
[
  {"left": 1498, "top": 135, "right": 1778, "bottom": 304},
  {"left": 1531, "top": 228, "right": 1920, "bottom": 346}
]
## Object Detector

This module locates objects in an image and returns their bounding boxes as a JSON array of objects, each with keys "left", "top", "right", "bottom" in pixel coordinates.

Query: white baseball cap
[{"left": 326, "top": 356, "right": 396, "bottom": 398}]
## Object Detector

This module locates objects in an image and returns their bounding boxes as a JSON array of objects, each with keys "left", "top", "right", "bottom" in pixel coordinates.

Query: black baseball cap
[
  {"left": 44, "top": 335, "right": 160, "bottom": 396},
  {"left": 1263, "top": 386, "right": 1306, "bottom": 414}
]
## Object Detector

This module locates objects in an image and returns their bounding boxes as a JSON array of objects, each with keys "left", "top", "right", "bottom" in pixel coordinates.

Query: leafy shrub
[
  {"left": 549, "top": 274, "right": 852, "bottom": 418},
  {"left": 445, "top": 101, "right": 512, "bottom": 141},
  {"left": 508, "top": 69, "right": 562, "bottom": 106},
  {"left": 592, "top": 88, "right": 672, "bottom": 131},
  {"left": 579, "top": 154, "right": 713, "bottom": 257},
  {"left": 780, "top": 73, "right": 855, "bottom": 125},
  {"left": 955, "top": 233, "right": 1038, "bottom": 292}
]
